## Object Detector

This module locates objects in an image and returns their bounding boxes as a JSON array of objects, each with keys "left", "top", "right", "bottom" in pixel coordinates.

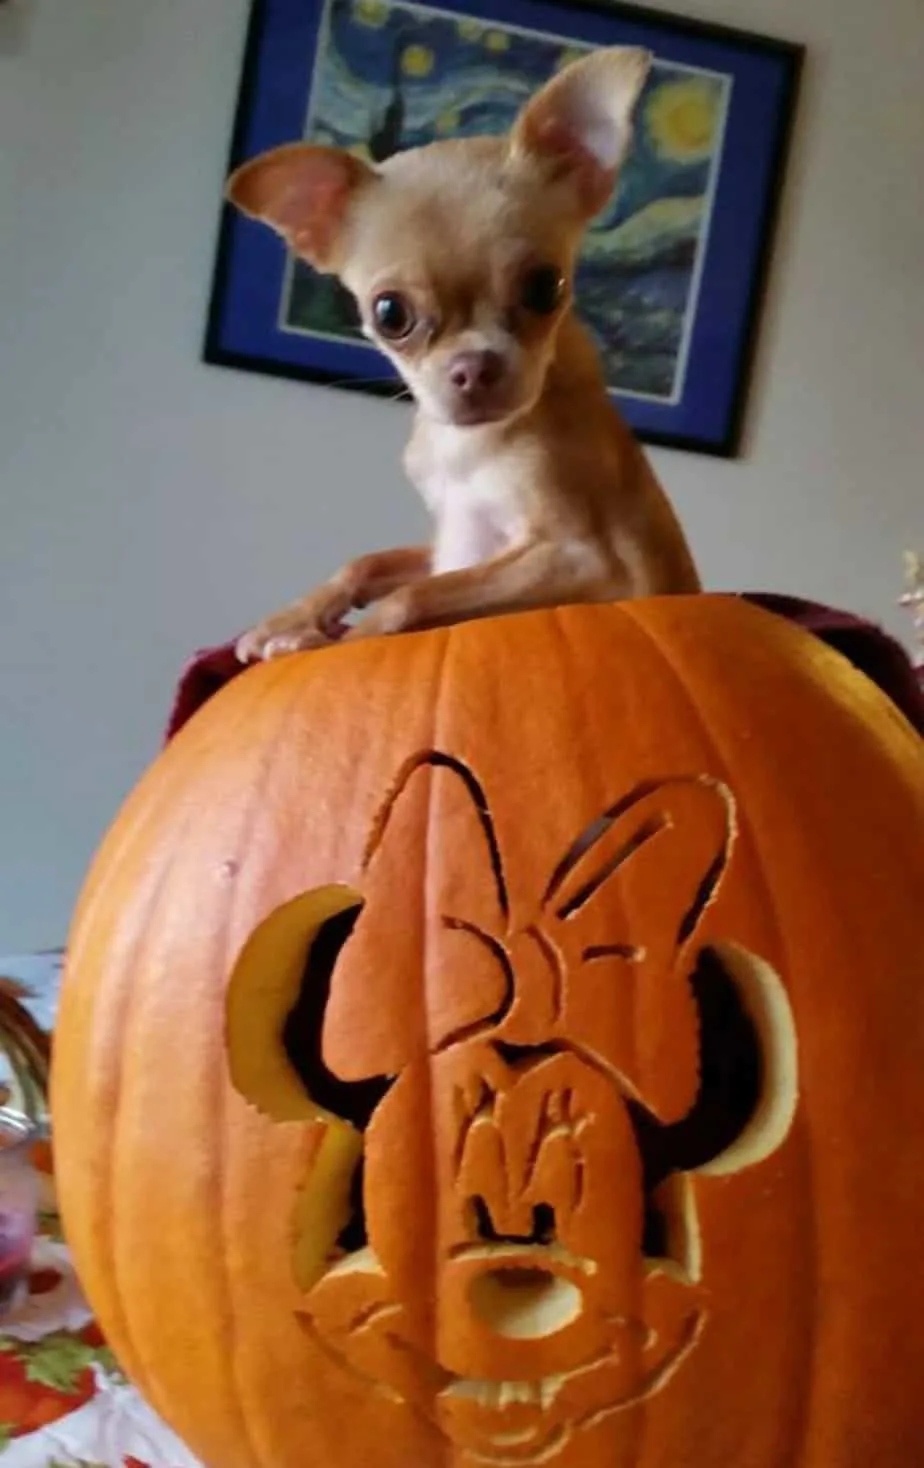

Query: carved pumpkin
[{"left": 52, "top": 598, "right": 924, "bottom": 1468}]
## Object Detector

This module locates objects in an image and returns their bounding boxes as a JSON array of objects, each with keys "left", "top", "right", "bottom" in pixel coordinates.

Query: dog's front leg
[
  {"left": 237, "top": 546, "right": 431, "bottom": 661},
  {"left": 344, "top": 539, "right": 617, "bottom": 639}
]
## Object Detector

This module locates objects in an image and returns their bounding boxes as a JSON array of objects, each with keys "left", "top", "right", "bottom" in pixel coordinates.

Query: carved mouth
[
  {"left": 439, "top": 1310, "right": 705, "bottom": 1465},
  {"left": 302, "top": 1300, "right": 704, "bottom": 1466}
]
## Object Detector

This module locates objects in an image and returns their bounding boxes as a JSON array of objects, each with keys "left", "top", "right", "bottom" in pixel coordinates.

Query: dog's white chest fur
[{"left": 407, "top": 425, "right": 529, "bottom": 574}]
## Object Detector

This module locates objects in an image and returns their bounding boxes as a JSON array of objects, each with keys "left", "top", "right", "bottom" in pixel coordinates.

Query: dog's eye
[
  {"left": 372, "top": 292, "right": 415, "bottom": 341},
  {"left": 520, "top": 264, "right": 565, "bottom": 316}
]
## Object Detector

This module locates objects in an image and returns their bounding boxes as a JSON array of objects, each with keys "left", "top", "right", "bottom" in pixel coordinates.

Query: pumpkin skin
[{"left": 51, "top": 597, "right": 924, "bottom": 1468}]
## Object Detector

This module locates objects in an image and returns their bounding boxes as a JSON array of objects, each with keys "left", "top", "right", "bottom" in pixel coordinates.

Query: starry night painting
[
  {"left": 282, "top": 0, "right": 728, "bottom": 403},
  {"left": 206, "top": 0, "right": 802, "bottom": 454}
]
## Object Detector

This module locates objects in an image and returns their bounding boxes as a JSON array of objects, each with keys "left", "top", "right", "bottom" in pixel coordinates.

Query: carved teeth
[
  {"left": 442, "top": 1376, "right": 564, "bottom": 1408},
  {"left": 499, "top": 1381, "right": 537, "bottom": 1406},
  {"left": 540, "top": 1374, "right": 565, "bottom": 1408}
]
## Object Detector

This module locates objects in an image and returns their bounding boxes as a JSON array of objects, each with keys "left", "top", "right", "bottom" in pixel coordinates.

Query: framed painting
[{"left": 204, "top": 0, "right": 803, "bottom": 456}]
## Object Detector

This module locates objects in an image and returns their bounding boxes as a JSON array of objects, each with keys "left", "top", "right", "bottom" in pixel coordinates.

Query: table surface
[{"left": 0, "top": 953, "right": 202, "bottom": 1468}]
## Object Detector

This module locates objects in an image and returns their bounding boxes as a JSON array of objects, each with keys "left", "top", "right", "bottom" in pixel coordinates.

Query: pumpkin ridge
[
  {"left": 550, "top": 607, "right": 662, "bottom": 1156},
  {"left": 424, "top": 633, "right": 454, "bottom": 1461},
  {"left": 215, "top": 666, "right": 340, "bottom": 1468},
  {"left": 620, "top": 601, "right": 818, "bottom": 1464},
  {"left": 127, "top": 666, "right": 311, "bottom": 1460},
  {"left": 93, "top": 859, "right": 176, "bottom": 1396},
  {"left": 60, "top": 704, "right": 243, "bottom": 1398}
]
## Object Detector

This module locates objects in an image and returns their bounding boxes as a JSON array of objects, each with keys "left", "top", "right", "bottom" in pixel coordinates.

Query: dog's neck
[{"left": 405, "top": 309, "right": 638, "bottom": 577}]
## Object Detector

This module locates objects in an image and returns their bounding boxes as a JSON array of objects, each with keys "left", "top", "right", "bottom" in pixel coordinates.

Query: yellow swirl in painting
[
  {"left": 352, "top": 0, "right": 388, "bottom": 27},
  {"left": 646, "top": 78, "right": 720, "bottom": 163},
  {"left": 436, "top": 108, "right": 460, "bottom": 135},
  {"left": 402, "top": 43, "right": 434, "bottom": 78},
  {"left": 484, "top": 29, "right": 510, "bottom": 53},
  {"left": 457, "top": 18, "right": 483, "bottom": 41}
]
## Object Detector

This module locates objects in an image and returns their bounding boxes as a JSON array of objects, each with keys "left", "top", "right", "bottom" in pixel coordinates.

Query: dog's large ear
[
  {"left": 226, "top": 143, "right": 376, "bottom": 271},
  {"left": 510, "top": 47, "right": 651, "bottom": 217}
]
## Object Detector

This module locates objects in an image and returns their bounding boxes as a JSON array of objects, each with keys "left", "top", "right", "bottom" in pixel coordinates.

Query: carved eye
[
  {"left": 372, "top": 291, "right": 415, "bottom": 341},
  {"left": 519, "top": 264, "right": 565, "bottom": 316}
]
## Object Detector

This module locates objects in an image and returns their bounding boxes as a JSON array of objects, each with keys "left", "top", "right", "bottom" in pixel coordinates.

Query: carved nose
[
  {"left": 469, "top": 1262, "right": 583, "bottom": 1340},
  {"left": 449, "top": 349, "right": 505, "bottom": 396}
]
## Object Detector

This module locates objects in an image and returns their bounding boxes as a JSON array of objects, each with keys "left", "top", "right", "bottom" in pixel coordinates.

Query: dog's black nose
[{"left": 449, "top": 349, "right": 505, "bottom": 396}]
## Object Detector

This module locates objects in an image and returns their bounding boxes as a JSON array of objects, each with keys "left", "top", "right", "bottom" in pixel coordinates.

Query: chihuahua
[{"left": 227, "top": 46, "right": 700, "bottom": 661}]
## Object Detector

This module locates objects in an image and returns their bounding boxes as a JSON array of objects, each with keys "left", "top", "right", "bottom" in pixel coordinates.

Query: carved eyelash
[{"left": 582, "top": 944, "right": 646, "bottom": 963}]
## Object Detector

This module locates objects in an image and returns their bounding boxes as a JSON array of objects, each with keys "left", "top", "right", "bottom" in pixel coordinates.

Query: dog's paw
[
  {"left": 344, "top": 587, "right": 414, "bottom": 642},
  {"left": 234, "top": 625, "right": 327, "bottom": 663},
  {"left": 236, "top": 591, "right": 351, "bottom": 663}
]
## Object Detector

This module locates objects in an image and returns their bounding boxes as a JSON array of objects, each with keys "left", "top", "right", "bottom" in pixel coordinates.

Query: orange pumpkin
[{"left": 51, "top": 597, "right": 924, "bottom": 1468}]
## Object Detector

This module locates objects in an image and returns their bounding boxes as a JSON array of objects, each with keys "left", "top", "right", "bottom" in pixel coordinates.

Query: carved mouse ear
[
  {"left": 226, "top": 143, "right": 376, "bottom": 271},
  {"left": 322, "top": 754, "right": 511, "bottom": 1081},
  {"left": 509, "top": 47, "right": 651, "bottom": 217}
]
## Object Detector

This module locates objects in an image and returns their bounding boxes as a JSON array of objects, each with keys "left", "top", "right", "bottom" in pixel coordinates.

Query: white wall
[{"left": 1, "top": 0, "right": 921, "bottom": 950}]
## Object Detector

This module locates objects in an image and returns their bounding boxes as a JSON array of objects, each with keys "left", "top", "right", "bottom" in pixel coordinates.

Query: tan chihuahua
[{"left": 228, "top": 46, "right": 700, "bottom": 661}]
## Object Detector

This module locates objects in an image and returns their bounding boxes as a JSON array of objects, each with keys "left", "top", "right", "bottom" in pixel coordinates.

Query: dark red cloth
[
  {"left": 164, "top": 595, "right": 924, "bottom": 744},
  {"left": 165, "top": 639, "right": 243, "bottom": 743},
  {"left": 744, "top": 593, "right": 924, "bottom": 738}
]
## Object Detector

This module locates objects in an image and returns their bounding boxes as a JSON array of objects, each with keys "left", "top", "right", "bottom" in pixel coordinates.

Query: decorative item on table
[
  {"left": 0, "top": 952, "right": 62, "bottom": 1232},
  {"left": 205, "top": 0, "right": 803, "bottom": 456},
  {"left": 0, "top": 950, "right": 62, "bottom": 1043},
  {"left": 900, "top": 550, "right": 924, "bottom": 667},
  {"left": 52, "top": 598, "right": 924, "bottom": 1468},
  {"left": 0, "top": 973, "right": 52, "bottom": 1131},
  {"left": 0, "top": 1109, "right": 38, "bottom": 1315},
  {"left": 0, "top": 970, "right": 51, "bottom": 1318}
]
